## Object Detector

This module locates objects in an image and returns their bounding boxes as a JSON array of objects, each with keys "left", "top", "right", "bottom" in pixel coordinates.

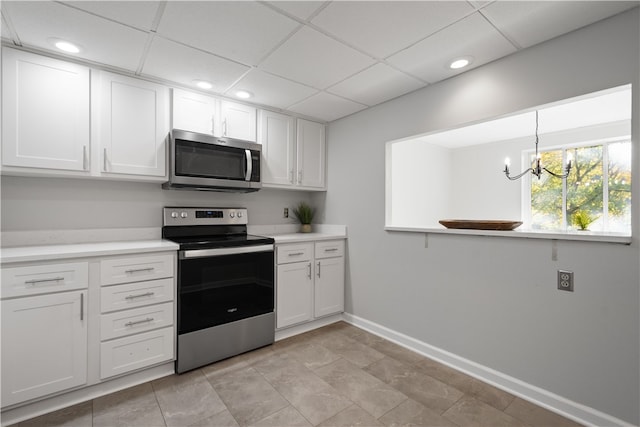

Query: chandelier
[{"left": 503, "top": 111, "right": 572, "bottom": 181}]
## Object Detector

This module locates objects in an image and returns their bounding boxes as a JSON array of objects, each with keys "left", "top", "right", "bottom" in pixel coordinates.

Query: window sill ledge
[{"left": 385, "top": 226, "right": 632, "bottom": 244}]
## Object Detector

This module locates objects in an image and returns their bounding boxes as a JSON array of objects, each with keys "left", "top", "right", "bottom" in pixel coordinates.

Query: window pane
[
  {"left": 566, "top": 145, "right": 603, "bottom": 231},
  {"left": 531, "top": 150, "right": 563, "bottom": 230},
  {"left": 608, "top": 141, "right": 632, "bottom": 233}
]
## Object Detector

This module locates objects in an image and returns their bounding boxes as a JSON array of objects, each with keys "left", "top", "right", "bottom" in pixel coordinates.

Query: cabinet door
[
  {"left": 259, "top": 110, "right": 295, "bottom": 186},
  {"left": 296, "top": 119, "right": 325, "bottom": 189},
  {"left": 98, "top": 72, "right": 169, "bottom": 177},
  {"left": 172, "top": 89, "right": 216, "bottom": 135},
  {"left": 221, "top": 101, "right": 256, "bottom": 142},
  {"left": 1, "top": 291, "right": 87, "bottom": 406},
  {"left": 2, "top": 48, "right": 90, "bottom": 172},
  {"left": 276, "top": 262, "right": 313, "bottom": 329},
  {"left": 314, "top": 257, "right": 345, "bottom": 318}
]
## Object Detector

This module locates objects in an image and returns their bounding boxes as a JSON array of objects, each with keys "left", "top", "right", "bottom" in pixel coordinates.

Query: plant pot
[{"left": 300, "top": 224, "right": 312, "bottom": 233}]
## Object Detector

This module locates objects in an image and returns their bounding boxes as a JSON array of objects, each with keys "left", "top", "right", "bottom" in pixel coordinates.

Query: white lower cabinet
[
  {"left": 1, "top": 260, "right": 89, "bottom": 407},
  {"left": 276, "top": 240, "right": 345, "bottom": 329}
]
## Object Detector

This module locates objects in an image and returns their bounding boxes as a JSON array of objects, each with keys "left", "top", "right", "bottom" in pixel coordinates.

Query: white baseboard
[
  {"left": 343, "top": 313, "right": 634, "bottom": 427},
  {"left": 275, "top": 314, "right": 343, "bottom": 341}
]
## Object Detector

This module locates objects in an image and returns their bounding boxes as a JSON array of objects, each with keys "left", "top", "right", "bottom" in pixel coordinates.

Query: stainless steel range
[{"left": 162, "top": 207, "right": 275, "bottom": 373}]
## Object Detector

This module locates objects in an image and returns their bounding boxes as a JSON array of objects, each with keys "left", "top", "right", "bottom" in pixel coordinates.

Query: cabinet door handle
[
  {"left": 307, "top": 263, "right": 312, "bottom": 279},
  {"left": 80, "top": 293, "right": 84, "bottom": 321},
  {"left": 223, "top": 119, "right": 228, "bottom": 136},
  {"left": 25, "top": 277, "right": 64, "bottom": 285},
  {"left": 103, "top": 148, "right": 108, "bottom": 171},
  {"left": 125, "top": 317, "right": 154, "bottom": 327},
  {"left": 125, "top": 292, "right": 155, "bottom": 300},
  {"left": 124, "top": 267, "right": 155, "bottom": 274},
  {"left": 211, "top": 115, "right": 215, "bottom": 135},
  {"left": 298, "top": 170, "right": 303, "bottom": 184},
  {"left": 289, "top": 170, "right": 294, "bottom": 183},
  {"left": 82, "top": 145, "right": 88, "bottom": 170},
  {"left": 317, "top": 261, "right": 321, "bottom": 278}
]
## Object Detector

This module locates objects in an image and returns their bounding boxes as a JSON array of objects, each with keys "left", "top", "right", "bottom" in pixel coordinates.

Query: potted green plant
[
  {"left": 293, "top": 202, "right": 315, "bottom": 233},
  {"left": 572, "top": 210, "right": 597, "bottom": 231}
]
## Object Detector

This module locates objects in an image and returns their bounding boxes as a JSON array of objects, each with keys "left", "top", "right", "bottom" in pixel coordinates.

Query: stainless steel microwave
[{"left": 163, "top": 129, "right": 261, "bottom": 192}]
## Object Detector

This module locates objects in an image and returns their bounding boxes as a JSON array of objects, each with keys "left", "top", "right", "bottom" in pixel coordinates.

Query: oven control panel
[{"left": 163, "top": 207, "right": 247, "bottom": 226}]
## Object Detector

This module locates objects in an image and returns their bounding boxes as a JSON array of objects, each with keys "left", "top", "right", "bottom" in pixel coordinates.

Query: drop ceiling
[{"left": 1, "top": 1, "right": 637, "bottom": 123}]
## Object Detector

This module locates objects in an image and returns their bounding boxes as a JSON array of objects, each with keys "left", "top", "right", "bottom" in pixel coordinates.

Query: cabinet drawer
[
  {"left": 100, "top": 253, "right": 174, "bottom": 286},
  {"left": 101, "top": 278, "right": 174, "bottom": 313},
  {"left": 1, "top": 262, "right": 88, "bottom": 298},
  {"left": 315, "top": 240, "right": 345, "bottom": 259},
  {"left": 101, "top": 302, "right": 174, "bottom": 341},
  {"left": 100, "top": 326, "right": 174, "bottom": 379},
  {"left": 277, "top": 243, "right": 313, "bottom": 264}
]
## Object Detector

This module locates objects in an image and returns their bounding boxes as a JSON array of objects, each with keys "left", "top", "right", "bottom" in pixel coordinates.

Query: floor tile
[
  {"left": 504, "top": 397, "right": 584, "bottom": 427},
  {"left": 365, "top": 357, "right": 463, "bottom": 413},
  {"left": 188, "top": 409, "right": 240, "bottom": 427},
  {"left": 92, "top": 383, "right": 166, "bottom": 427},
  {"left": 263, "top": 359, "right": 352, "bottom": 425},
  {"left": 318, "top": 332, "right": 385, "bottom": 368},
  {"left": 378, "top": 398, "right": 458, "bottom": 427},
  {"left": 17, "top": 400, "right": 93, "bottom": 427},
  {"left": 286, "top": 342, "right": 342, "bottom": 370},
  {"left": 152, "top": 369, "right": 227, "bottom": 427},
  {"left": 317, "top": 404, "right": 384, "bottom": 427},
  {"left": 248, "top": 405, "right": 312, "bottom": 427},
  {"left": 416, "top": 357, "right": 515, "bottom": 410},
  {"left": 367, "top": 337, "right": 427, "bottom": 367},
  {"left": 209, "top": 366, "right": 289, "bottom": 427},
  {"left": 443, "top": 395, "right": 528, "bottom": 427},
  {"left": 314, "top": 358, "right": 408, "bottom": 418}
]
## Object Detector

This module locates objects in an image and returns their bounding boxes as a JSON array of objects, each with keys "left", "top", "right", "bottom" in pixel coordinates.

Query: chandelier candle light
[{"left": 504, "top": 111, "right": 572, "bottom": 181}]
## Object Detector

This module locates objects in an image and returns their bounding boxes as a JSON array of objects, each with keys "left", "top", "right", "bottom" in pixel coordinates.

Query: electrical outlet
[
  {"left": 283, "top": 207, "right": 289, "bottom": 218},
  {"left": 557, "top": 270, "right": 574, "bottom": 292}
]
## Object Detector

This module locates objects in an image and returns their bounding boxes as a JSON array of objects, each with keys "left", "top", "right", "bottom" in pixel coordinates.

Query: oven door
[{"left": 177, "top": 244, "right": 274, "bottom": 335}]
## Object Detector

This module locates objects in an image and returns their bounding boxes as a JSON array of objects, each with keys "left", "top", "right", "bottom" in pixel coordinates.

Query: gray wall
[
  {"left": 1, "top": 176, "right": 309, "bottom": 232},
  {"left": 317, "top": 9, "right": 639, "bottom": 425}
]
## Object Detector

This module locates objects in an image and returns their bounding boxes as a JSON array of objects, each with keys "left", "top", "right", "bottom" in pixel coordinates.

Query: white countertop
[
  {"left": 249, "top": 224, "right": 347, "bottom": 244},
  {"left": 1, "top": 240, "right": 179, "bottom": 264},
  {"left": 268, "top": 232, "right": 347, "bottom": 244}
]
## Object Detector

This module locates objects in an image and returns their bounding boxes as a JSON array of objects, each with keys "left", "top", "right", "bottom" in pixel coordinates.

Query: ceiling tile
[
  {"left": 311, "top": 1, "right": 475, "bottom": 58},
  {"left": 288, "top": 92, "right": 367, "bottom": 122},
  {"left": 259, "top": 26, "right": 376, "bottom": 90},
  {"left": 2, "top": 1, "right": 148, "bottom": 71},
  {"left": 266, "top": 1, "right": 326, "bottom": 21},
  {"left": 327, "top": 63, "right": 424, "bottom": 106},
  {"left": 61, "top": 1, "right": 160, "bottom": 31},
  {"left": 142, "top": 36, "right": 250, "bottom": 93},
  {"left": 226, "top": 69, "right": 318, "bottom": 110},
  {"left": 482, "top": 1, "right": 638, "bottom": 48},
  {"left": 156, "top": 1, "right": 299, "bottom": 66},
  {"left": 387, "top": 12, "right": 516, "bottom": 83}
]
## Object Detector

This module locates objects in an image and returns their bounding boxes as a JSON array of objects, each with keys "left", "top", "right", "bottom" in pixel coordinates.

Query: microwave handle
[{"left": 244, "top": 149, "right": 252, "bottom": 181}]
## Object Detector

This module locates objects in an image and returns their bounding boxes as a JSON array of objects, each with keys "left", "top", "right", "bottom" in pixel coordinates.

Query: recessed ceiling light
[
  {"left": 449, "top": 56, "right": 473, "bottom": 70},
  {"left": 194, "top": 80, "right": 213, "bottom": 90},
  {"left": 235, "top": 90, "right": 252, "bottom": 99},
  {"left": 48, "top": 38, "right": 81, "bottom": 54}
]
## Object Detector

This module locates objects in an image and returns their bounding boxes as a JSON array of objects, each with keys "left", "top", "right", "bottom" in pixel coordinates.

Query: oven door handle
[{"left": 180, "top": 244, "right": 273, "bottom": 259}]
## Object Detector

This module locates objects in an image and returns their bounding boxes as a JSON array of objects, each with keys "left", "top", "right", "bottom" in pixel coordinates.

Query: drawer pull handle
[
  {"left": 125, "top": 317, "right": 154, "bottom": 327},
  {"left": 125, "top": 267, "right": 155, "bottom": 274},
  {"left": 125, "top": 292, "right": 155, "bottom": 300},
  {"left": 324, "top": 248, "right": 339, "bottom": 252},
  {"left": 288, "top": 252, "right": 304, "bottom": 256},
  {"left": 25, "top": 277, "right": 64, "bottom": 285}
]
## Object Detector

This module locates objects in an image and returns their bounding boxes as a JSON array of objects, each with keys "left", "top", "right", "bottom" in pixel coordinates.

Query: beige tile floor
[{"left": 11, "top": 322, "right": 583, "bottom": 427}]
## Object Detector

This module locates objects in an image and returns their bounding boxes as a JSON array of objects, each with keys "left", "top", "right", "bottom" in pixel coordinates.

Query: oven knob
[
  {"left": 237, "top": 211, "right": 243, "bottom": 218},
  {"left": 171, "top": 211, "right": 178, "bottom": 218},
  {"left": 180, "top": 212, "right": 188, "bottom": 218},
  {"left": 230, "top": 212, "right": 235, "bottom": 218}
]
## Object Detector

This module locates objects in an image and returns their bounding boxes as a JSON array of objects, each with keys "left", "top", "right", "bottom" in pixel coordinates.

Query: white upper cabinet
[
  {"left": 259, "top": 110, "right": 295, "bottom": 186},
  {"left": 1, "top": 49, "right": 90, "bottom": 172},
  {"left": 296, "top": 119, "right": 325, "bottom": 189},
  {"left": 260, "top": 115, "right": 326, "bottom": 191},
  {"left": 172, "top": 89, "right": 257, "bottom": 142},
  {"left": 96, "top": 71, "right": 169, "bottom": 178},
  {"left": 172, "top": 89, "right": 216, "bottom": 135},
  {"left": 220, "top": 100, "right": 257, "bottom": 141}
]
